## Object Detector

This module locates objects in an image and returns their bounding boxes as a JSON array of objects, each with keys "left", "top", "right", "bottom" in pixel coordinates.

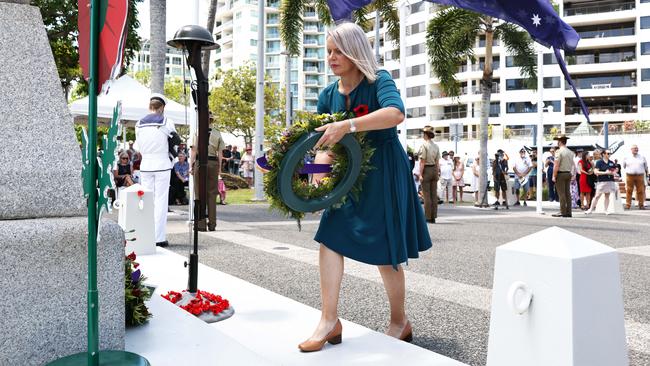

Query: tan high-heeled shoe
[
  {"left": 398, "top": 320, "right": 413, "bottom": 343},
  {"left": 298, "top": 319, "right": 343, "bottom": 352}
]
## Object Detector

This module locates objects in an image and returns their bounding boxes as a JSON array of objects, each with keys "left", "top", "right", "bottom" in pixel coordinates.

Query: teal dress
[{"left": 314, "top": 70, "right": 432, "bottom": 269}]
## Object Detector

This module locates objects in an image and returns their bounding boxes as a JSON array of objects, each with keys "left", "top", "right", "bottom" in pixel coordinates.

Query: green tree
[
  {"left": 280, "top": 0, "right": 399, "bottom": 57},
  {"left": 133, "top": 69, "right": 190, "bottom": 107},
  {"left": 427, "top": 8, "right": 536, "bottom": 207},
  {"left": 33, "top": 0, "right": 143, "bottom": 99},
  {"left": 209, "top": 65, "right": 284, "bottom": 145}
]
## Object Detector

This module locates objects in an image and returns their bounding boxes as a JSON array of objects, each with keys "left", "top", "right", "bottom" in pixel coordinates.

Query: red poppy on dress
[{"left": 353, "top": 104, "right": 369, "bottom": 117}]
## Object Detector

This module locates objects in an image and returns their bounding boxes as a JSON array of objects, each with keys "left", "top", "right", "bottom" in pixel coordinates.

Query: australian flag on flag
[{"left": 327, "top": 0, "right": 590, "bottom": 122}]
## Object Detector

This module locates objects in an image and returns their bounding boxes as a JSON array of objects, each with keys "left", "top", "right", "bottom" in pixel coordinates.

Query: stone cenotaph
[{"left": 0, "top": 1, "right": 124, "bottom": 364}]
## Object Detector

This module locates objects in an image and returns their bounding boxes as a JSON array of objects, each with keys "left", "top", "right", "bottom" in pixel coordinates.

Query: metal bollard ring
[
  {"left": 277, "top": 131, "right": 362, "bottom": 213},
  {"left": 507, "top": 281, "right": 533, "bottom": 315}
]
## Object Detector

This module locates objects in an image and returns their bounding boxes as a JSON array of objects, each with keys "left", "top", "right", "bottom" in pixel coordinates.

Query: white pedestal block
[
  {"left": 487, "top": 227, "right": 628, "bottom": 366},
  {"left": 594, "top": 188, "right": 624, "bottom": 214},
  {"left": 117, "top": 184, "right": 155, "bottom": 255}
]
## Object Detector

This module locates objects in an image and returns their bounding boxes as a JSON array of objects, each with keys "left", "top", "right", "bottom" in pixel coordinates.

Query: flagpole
[
  {"left": 86, "top": 1, "right": 100, "bottom": 364},
  {"left": 535, "top": 48, "right": 544, "bottom": 215},
  {"left": 253, "top": 0, "right": 265, "bottom": 200}
]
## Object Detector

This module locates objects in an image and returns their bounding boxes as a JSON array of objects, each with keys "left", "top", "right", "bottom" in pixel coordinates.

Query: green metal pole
[{"left": 87, "top": 0, "right": 100, "bottom": 365}]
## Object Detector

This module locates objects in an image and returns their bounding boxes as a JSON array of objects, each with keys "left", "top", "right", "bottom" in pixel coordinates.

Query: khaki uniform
[
  {"left": 555, "top": 146, "right": 575, "bottom": 216},
  {"left": 418, "top": 140, "right": 440, "bottom": 221},
  {"left": 193, "top": 129, "right": 226, "bottom": 230}
]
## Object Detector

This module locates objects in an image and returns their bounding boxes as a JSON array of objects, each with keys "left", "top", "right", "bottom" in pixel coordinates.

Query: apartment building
[
  {"left": 213, "top": 0, "right": 329, "bottom": 113},
  {"left": 130, "top": 39, "right": 187, "bottom": 80},
  {"left": 375, "top": 0, "right": 650, "bottom": 143}
]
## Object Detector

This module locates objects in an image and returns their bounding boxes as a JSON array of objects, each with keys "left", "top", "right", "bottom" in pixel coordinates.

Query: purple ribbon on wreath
[{"left": 256, "top": 156, "right": 332, "bottom": 174}]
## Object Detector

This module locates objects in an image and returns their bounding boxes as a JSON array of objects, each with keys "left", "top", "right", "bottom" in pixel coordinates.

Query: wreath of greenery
[{"left": 263, "top": 108, "right": 375, "bottom": 228}]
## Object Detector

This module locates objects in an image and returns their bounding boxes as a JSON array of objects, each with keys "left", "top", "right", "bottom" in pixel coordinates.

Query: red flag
[{"left": 78, "top": 0, "right": 129, "bottom": 93}]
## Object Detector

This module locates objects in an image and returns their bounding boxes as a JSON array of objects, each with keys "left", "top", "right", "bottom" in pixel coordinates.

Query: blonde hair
[{"left": 327, "top": 22, "right": 378, "bottom": 82}]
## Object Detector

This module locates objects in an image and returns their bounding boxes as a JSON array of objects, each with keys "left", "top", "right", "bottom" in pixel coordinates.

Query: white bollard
[
  {"left": 487, "top": 227, "right": 628, "bottom": 366},
  {"left": 116, "top": 184, "right": 156, "bottom": 255}
]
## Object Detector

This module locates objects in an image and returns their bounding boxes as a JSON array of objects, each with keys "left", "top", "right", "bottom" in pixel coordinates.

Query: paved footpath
[{"left": 162, "top": 202, "right": 650, "bottom": 366}]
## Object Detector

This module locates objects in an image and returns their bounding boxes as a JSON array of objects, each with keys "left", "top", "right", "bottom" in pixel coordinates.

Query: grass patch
[{"left": 224, "top": 188, "right": 264, "bottom": 204}]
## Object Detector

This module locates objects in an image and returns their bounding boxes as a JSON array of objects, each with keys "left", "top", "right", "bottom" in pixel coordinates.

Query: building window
[
  {"left": 251, "top": 10, "right": 258, "bottom": 17},
  {"left": 409, "top": 1, "right": 424, "bottom": 13},
  {"left": 506, "top": 78, "right": 530, "bottom": 91},
  {"left": 543, "top": 53, "right": 557, "bottom": 65},
  {"left": 506, "top": 101, "right": 560, "bottom": 113},
  {"left": 172, "top": 57, "right": 182, "bottom": 65},
  {"left": 406, "top": 22, "right": 425, "bottom": 35},
  {"left": 406, "top": 43, "right": 425, "bottom": 56},
  {"left": 251, "top": 24, "right": 258, "bottom": 32},
  {"left": 250, "top": 39, "right": 258, "bottom": 46},
  {"left": 390, "top": 69, "right": 400, "bottom": 79},
  {"left": 506, "top": 56, "right": 532, "bottom": 68},
  {"left": 406, "top": 106, "right": 426, "bottom": 118},
  {"left": 407, "top": 85, "right": 426, "bottom": 97},
  {"left": 165, "top": 67, "right": 170, "bottom": 75},
  {"left": 643, "top": 43, "right": 650, "bottom": 55},
  {"left": 641, "top": 16, "right": 650, "bottom": 29},
  {"left": 407, "top": 64, "right": 426, "bottom": 77},
  {"left": 385, "top": 49, "right": 399, "bottom": 61},
  {"left": 642, "top": 69, "right": 650, "bottom": 81},
  {"left": 235, "top": 11, "right": 241, "bottom": 19},
  {"left": 643, "top": 95, "right": 650, "bottom": 108},
  {"left": 543, "top": 76, "right": 561, "bottom": 89}
]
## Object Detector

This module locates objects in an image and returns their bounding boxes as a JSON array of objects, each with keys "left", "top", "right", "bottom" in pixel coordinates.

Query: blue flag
[{"left": 327, "top": 0, "right": 591, "bottom": 123}]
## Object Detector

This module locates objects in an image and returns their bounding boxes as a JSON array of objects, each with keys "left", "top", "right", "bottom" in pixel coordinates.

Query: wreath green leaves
[{"left": 263, "top": 110, "right": 375, "bottom": 229}]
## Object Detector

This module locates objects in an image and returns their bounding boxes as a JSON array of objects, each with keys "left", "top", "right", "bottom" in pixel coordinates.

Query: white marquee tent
[{"left": 69, "top": 75, "right": 192, "bottom": 125}]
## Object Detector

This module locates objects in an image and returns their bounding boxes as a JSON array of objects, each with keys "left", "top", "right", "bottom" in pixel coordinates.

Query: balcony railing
[
  {"left": 471, "top": 63, "right": 500, "bottom": 71},
  {"left": 305, "top": 93, "right": 319, "bottom": 98},
  {"left": 303, "top": 66, "right": 320, "bottom": 72},
  {"left": 566, "top": 78, "right": 636, "bottom": 90},
  {"left": 305, "top": 78, "right": 321, "bottom": 85},
  {"left": 566, "top": 105, "right": 637, "bottom": 115},
  {"left": 472, "top": 83, "right": 500, "bottom": 94},
  {"left": 304, "top": 26, "right": 324, "bottom": 32},
  {"left": 577, "top": 27, "right": 634, "bottom": 39},
  {"left": 266, "top": 31, "right": 280, "bottom": 38},
  {"left": 564, "top": 2, "right": 634, "bottom": 16},
  {"left": 304, "top": 11, "right": 316, "bottom": 17},
  {"left": 441, "top": 111, "right": 468, "bottom": 120},
  {"left": 566, "top": 52, "right": 635, "bottom": 65},
  {"left": 304, "top": 52, "right": 321, "bottom": 59},
  {"left": 303, "top": 39, "right": 322, "bottom": 46}
]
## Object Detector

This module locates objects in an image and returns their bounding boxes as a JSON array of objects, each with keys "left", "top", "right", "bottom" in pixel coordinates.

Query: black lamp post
[{"left": 167, "top": 25, "right": 218, "bottom": 293}]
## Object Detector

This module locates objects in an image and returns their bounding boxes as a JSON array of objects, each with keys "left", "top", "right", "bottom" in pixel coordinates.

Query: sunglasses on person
[{"left": 121, "top": 157, "right": 129, "bottom": 160}]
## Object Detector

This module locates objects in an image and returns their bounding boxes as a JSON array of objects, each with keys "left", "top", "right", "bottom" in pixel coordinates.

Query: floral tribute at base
[
  {"left": 125, "top": 251, "right": 152, "bottom": 326},
  {"left": 162, "top": 289, "right": 231, "bottom": 317}
]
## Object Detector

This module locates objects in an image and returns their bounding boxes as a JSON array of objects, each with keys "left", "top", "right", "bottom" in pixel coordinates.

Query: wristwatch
[{"left": 348, "top": 118, "right": 357, "bottom": 133}]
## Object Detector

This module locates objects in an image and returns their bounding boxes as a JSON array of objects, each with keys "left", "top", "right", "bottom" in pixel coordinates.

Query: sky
[{"left": 136, "top": 0, "right": 211, "bottom": 40}]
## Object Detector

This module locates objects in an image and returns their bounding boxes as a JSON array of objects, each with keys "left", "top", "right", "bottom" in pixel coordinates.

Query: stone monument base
[{"left": 0, "top": 217, "right": 124, "bottom": 365}]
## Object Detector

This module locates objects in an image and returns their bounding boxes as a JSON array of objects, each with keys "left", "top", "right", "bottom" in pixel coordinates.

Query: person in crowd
[
  {"left": 135, "top": 94, "right": 178, "bottom": 247},
  {"left": 191, "top": 121, "right": 226, "bottom": 231},
  {"left": 448, "top": 150, "right": 455, "bottom": 160},
  {"left": 492, "top": 149, "right": 509, "bottom": 209},
  {"left": 217, "top": 174, "right": 227, "bottom": 205},
  {"left": 527, "top": 150, "right": 538, "bottom": 200},
  {"left": 570, "top": 162, "right": 579, "bottom": 209},
  {"left": 614, "top": 159, "right": 622, "bottom": 177},
  {"left": 471, "top": 155, "right": 480, "bottom": 206},
  {"left": 513, "top": 148, "right": 532, "bottom": 206},
  {"left": 545, "top": 147, "right": 557, "bottom": 202},
  {"left": 230, "top": 145, "right": 241, "bottom": 175},
  {"left": 452, "top": 156, "right": 464, "bottom": 204},
  {"left": 574, "top": 148, "right": 583, "bottom": 207},
  {"left": 578, "top": 151, "right": 593, "bottom": 210},
  {"left": 127, "top": 140, "right": 136, "bottom": 160},
  {"left": 551, "top": 135, "right": 575, "bottom": 217},
  {"left": 298, "top": 22, "right": 431, "bottom": 352},
  {"left": 586, "top": 149, "right": 618, "bottom": 215},
  {"left": 240, "top": 146, "right": 255, "bottom": 187},
  {"left": 622, "top": 145, "right": 648, "bottom": 210},
  {"left": 221, "top": 145, "right": 232, "bottom": 173},
  {"left": 177, "top": 142, "right": 189, "bottom": 157},
  {"left": 439, "top": 151, "right": 453, "bottom": 204},
  {"left": 169, "top": 151, "right": 190, "bottom": 205},
  {"left": 113, "top": 152, "right": 134, "bottom": 188},
  {"left": 418, "top": 126, "right": 439, "bottom": 223},
  {"left": 131, "top": 152, "right": 142, "bottom": 184}
]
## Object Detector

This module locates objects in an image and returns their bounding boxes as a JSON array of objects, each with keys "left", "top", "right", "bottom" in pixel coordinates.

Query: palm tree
[
  {"left": 427, "top": 8, "right": 536, "bottom": 207},
  {"left": 202, "top": 0, "right": 219, "bottom": 76},
  {"left": 150, "top": 0, "right": 166, "bottom": 94},
  {"left": 280, "top": 0, "right": 400, "bottom": 57}
]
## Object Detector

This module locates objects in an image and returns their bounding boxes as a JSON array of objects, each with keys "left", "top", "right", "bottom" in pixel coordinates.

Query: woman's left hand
[{"left": 314, "top": 121, "right": 350, "bottom": 150}]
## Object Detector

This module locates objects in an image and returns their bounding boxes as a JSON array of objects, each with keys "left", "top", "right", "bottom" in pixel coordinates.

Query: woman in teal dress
[{"left": 298, "top": 22, "right": 432, "bottom": 353}]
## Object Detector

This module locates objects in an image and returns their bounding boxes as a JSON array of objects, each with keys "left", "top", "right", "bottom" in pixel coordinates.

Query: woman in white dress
[{"left": 240, "top": 146, "right": 255, "bottom": 187}]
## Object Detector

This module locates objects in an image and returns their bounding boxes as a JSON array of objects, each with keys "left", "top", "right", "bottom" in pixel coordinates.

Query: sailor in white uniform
[{"left": 134, "top": 94, "right": 178, "bottom": 247}]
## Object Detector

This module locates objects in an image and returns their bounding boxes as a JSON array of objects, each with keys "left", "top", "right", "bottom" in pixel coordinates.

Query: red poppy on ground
[{"left": 353, "top": 104, "right": 369, "bottom": 117}]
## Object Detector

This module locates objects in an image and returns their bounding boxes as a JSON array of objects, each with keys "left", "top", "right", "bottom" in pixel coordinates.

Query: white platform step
[{"left": 127, "top": 248, "right": 467, "bottom": 366}]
